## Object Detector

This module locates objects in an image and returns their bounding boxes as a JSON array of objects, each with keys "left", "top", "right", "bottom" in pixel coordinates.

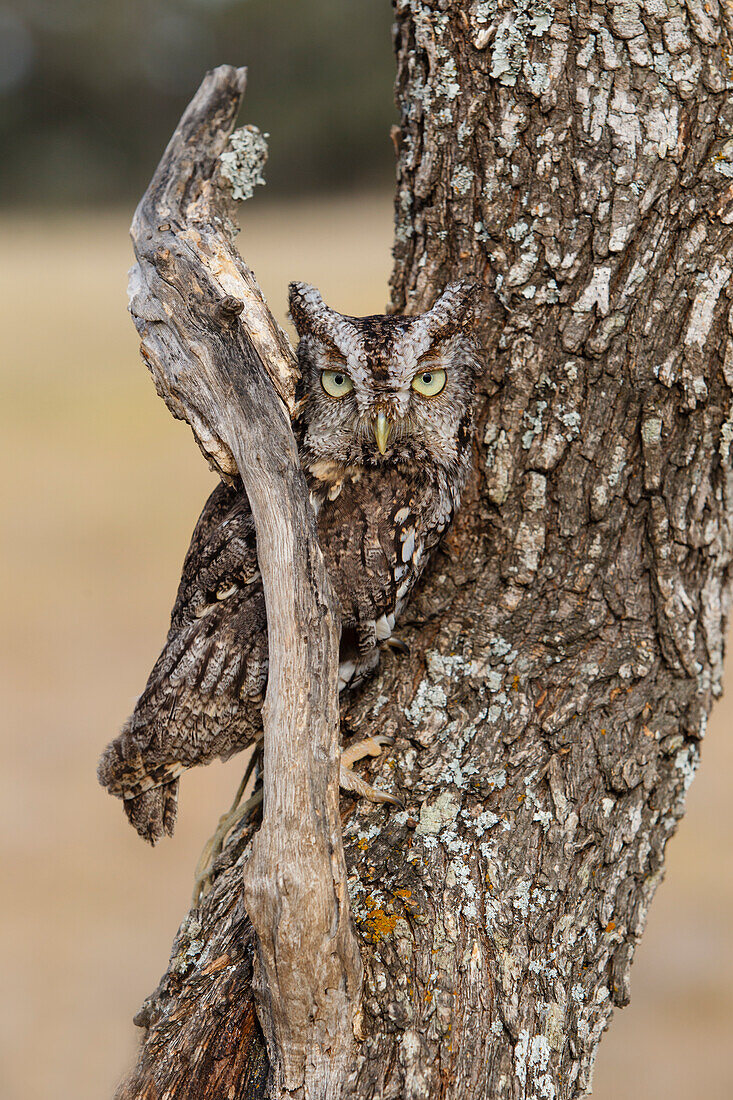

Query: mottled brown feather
[{"left": 98, "top": 482, "right": 267, "bottom": 842}]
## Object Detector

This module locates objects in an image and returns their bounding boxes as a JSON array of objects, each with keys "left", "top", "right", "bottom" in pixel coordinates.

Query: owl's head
[{"left": 289, "top": 281, "right": 481, "bottom": 479}]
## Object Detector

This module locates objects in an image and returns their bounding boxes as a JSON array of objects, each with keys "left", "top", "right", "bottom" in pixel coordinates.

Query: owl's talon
[
  {"left": 340, "top": 734, "right": 401, "bottom": 806},
  {"left": 383, "top": 635, "right": 410, "bottom": 655},
  {"left": 194, "top": 736, "right": 399, "bottom": 901},
  {"left": 341, "top": 733, "right": 394, "bottom": 769},
  {"left": 340, "top": 764, "right": 403, "bottom": 806}
]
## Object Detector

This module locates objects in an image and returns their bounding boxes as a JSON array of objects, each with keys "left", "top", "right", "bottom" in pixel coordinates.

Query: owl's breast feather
[{"left": 309, "top": 463, "right": 453, "bottom": 698}]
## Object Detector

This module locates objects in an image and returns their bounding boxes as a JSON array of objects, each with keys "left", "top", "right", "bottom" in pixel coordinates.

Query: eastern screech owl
[{"left": 98, "top": 281, "right": 481, "bottom": 842}]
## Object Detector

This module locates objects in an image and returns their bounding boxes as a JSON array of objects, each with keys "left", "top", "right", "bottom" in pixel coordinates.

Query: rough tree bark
[{"left": 118, "top": 4, "right": 733, "bottom": 1099}]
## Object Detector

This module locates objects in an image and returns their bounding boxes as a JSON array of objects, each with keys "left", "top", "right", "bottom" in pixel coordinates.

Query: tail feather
[
  {"left": 97, "top": 736, "right": 184, "bottom": 843},
  {"left": 97, "top": 739, "right": 184, "bottom": 799},
  {"left": 123, "top": 779, "right": 180, "bottom": 845}
]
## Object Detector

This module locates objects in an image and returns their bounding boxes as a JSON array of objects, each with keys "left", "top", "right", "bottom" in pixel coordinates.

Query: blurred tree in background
[{"left": 0, "top": 0, "right": 396, "bottom": 204}]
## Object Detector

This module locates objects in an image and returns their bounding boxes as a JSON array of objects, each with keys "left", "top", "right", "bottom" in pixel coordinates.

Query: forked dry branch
[{"left": 126, "top": 65, "right": 361, "bottom": 1099}]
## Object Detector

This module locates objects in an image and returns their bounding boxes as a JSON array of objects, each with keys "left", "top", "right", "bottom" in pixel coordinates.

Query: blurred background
[
  {"left": 1, "top": 3, "right": 732, "bottom": 1099},
  {"left": 0, "top": 0, "right": 396, "bottom": 204}
]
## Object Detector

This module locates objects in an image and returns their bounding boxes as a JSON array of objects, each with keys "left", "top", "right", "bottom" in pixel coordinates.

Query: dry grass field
[{"left": 1, "top": 195, "right": 732, "bottom": 1099}]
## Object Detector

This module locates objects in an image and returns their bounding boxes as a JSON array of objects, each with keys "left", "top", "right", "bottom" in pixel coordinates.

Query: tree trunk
[{"left": 118, "top": 4, "right": 733, "bottom": 1098}]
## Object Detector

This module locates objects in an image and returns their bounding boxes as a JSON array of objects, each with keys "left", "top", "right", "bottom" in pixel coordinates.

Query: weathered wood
[
  {"left": 125, "top": 65, "right": 361, "bottom": 1098},
  {"left": 119, "top": 7, "right": 733, "bottom": 1099},
  {"left": 118, "top": 819, "right": 269, "bottom": 1100}
]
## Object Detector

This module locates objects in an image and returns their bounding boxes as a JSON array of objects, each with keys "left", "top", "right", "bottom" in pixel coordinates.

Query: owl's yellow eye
[
  {"left": 411, "top": 367, "right": 446, "bottom": 397},
  {"left": 321, "top": 369, "right": 354, "bottom": 398}
]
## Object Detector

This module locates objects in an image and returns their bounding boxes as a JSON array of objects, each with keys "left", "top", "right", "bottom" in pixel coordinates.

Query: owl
[{"left": 98, "top": 281, "right": 481, "bottom": 843}]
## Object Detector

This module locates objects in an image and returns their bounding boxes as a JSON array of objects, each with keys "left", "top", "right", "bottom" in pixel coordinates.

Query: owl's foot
[
  {"left": 194, "top": 735, "right": 400, "bottom": 902},
  {"left": 382, "top": 635, "right": 410, "bottom": 655},
  {"left": 192, "top": 785, "right": 263, "bottom": 905},
  {"left": 340, "top": 734, "right": 402, "bottom": 807},
  {"left": 193, "top": 748, "right": 263, "bottom": 905}
]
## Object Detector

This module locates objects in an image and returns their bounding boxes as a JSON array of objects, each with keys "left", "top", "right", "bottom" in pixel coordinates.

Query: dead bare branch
[{"left": 126, "top": 64, "right": 361, "bottom": 1099}]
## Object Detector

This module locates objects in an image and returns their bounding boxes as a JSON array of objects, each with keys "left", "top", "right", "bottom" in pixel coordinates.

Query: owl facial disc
[{"left": 289, "top": 279, "right": 481, "bottom": 475}]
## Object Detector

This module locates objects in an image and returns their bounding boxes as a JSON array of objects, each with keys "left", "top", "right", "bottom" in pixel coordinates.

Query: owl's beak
[{"left": 372, "top": 411, "right": 393, "bottom": 454}]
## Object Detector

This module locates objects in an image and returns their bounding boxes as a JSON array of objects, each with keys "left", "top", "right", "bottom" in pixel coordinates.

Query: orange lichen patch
[
  {"left": 359, "top": 895, "right": 402, "bottom": 941},
  {"left": 393, "top": 888, "right": 412, "bottom": 900},
  {"left": 517, "top": 793, "right": 525, "bottom": 803},
  {"left": 425, "top": 990, "right": 433, "bottom": 1004},
  {"left": 605, "top": 920, "right": 616, "bottom": 933},
  {"left": 365, "top": 908, "right": 399, "bottom": 940},
  {"left": 357, "top": 838, "right": 369, "bottom": 851},
  {"left": 642, "top": 725, "right": 655, "bottom": 738},
  {"left": 600, "top": 728, "right": 607, "bottom": 736},
  {"left": 512, "top": 675, "right": 520, "bottom": 691}
]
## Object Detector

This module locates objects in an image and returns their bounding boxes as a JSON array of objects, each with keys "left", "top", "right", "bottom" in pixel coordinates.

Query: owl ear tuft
[
  {"left": 427, "top": 281, "right": 479, "bottom": 332},
  {"left": 416, "top": 282, "right": 482, "bottom": 375},
  {"left": 288, "top": 282, "right": 328, "bottom": 337}
]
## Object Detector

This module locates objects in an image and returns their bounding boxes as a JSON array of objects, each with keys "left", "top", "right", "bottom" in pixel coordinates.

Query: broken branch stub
[
  {"left": 128, "top": 65, "right": 298, "bottom": 473},
  {"left": 128, "top": 64, "right": 361, "bottom": 1098}
]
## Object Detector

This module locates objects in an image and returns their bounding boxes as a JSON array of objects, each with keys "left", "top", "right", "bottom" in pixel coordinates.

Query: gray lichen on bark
[
  {"left": 361, "top": 2, "right": 733, "bottom": 1096},
  {"left": 220, "top": 124, "right": 269, "bottom": 202}
]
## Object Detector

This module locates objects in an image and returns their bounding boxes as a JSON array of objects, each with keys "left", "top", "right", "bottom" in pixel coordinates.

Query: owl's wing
[{"left": 98, "top": 480, "right": 268, "bottom": 843}]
